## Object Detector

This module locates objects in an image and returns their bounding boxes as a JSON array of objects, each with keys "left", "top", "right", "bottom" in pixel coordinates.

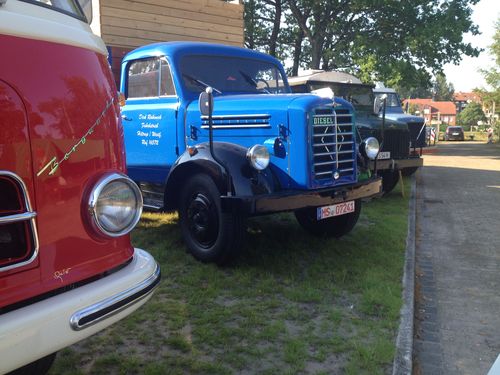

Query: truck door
[{"left": 122, "top": 57, "right": 179, "bottom": 184}]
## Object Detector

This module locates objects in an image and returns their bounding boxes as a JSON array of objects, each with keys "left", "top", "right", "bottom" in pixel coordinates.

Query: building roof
[
  {"left": 453, "top": 91, "right": 481, "bottom": 103},
  {"left": 404, "top": 99, "right": 456, "bottom": 115}
]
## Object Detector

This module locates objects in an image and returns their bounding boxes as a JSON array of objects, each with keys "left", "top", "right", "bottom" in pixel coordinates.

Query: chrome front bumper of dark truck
[
  {"left": 220, "top": 177, "right": 382, "bottom": 215},
  {"left": 368, "top": 157, "right": 423, "bottom": 171}
]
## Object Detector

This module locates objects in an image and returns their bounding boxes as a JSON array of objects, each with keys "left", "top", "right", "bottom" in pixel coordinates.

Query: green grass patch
[{"left": 49, "top": 180, "right": 410, "bottom": 374}]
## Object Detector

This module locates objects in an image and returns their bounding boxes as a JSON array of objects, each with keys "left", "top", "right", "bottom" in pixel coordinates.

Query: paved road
[{"left": 413, "top": 141, "right": 500, "bottom": 375}]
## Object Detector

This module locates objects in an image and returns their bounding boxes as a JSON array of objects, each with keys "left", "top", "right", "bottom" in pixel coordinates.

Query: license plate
[
  {"left": 377, "top": 151, "right": 390, "bottom": 160},
  {"left": 452, "top": 132, "right": 459, "bottom": 135},
  {"left": 317, "top": 201, "right": 355, "bottom": 220}
]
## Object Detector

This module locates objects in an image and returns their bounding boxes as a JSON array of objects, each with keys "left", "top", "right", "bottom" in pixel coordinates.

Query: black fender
[{"left": 163, "top": 142, "right": 277, "bottom": 211}]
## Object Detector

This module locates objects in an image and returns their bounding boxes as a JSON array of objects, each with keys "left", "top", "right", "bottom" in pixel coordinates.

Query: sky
[{"left": 443, "top": 0, "right": 499, "bottom": 92}]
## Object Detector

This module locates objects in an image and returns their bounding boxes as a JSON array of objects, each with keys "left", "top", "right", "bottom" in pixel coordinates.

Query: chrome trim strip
[
  {"left": 201, "top": 114, "right": 270, "bottom": 120},
  {"left": 70, "top": 263, "right": 161, "bottom": 331},
  {"left": 200, "top": 124, "right": 271, "bottom": 129},
  {"left": 0, "top": 212, "right": 36, "bottom": 224},
  {"left": 0, "top": 171, "right": 39, "bottom": 273}
]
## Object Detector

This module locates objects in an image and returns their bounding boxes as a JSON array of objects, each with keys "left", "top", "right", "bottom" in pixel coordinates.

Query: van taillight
[{"left": 0, "top": 172, "right": 38, "bottom": 271}]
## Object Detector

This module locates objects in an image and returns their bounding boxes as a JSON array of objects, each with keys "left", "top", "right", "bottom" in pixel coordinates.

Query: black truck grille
[
  {"left": 382, "top": 129, "right": 410, "bottom": 159},
  {"left": 408, "top": 122, "right": 426, "bottom": 148},
  {"left": 312, "top": 109, "right": 355, "bottom": 181}
]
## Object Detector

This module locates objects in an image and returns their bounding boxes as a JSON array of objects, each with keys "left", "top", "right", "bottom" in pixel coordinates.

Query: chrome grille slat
[{"left": 311, "top": 109, "right": 356, "bottom": 181}]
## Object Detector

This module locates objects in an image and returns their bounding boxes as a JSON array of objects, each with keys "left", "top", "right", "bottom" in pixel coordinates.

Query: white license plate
[
  {"left": 317, "top": 201, "right": 355, "bottom": 220},
  {"left": 452, "top": 132, "right": 459, "bottom": 136},
  {"left": 377, "top": 151, "right": 391, "bottom": 160}
]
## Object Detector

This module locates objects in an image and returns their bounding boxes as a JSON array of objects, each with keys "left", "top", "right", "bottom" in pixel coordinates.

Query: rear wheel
[
  {"left": 380, "top": 170, "right": 400, "bottom": 194},
  {"left": 294, "top": 200, "right": 361, "bottom": 238},
  {"left": 179, "top": 174, "right": 246, "bottom": 264}
]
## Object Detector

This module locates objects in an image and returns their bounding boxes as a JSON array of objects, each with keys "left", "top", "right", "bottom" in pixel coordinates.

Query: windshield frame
[
  {"left": 178, "top": 54, "right": 291, "bottom": 97},
  {"left": 19, "top": 0, "right": 89, "bottom": 23}
]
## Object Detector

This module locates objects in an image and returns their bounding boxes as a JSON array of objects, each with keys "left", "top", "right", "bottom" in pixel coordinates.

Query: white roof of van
[{"left": 288, "top": 70, "right": 363, "bottom": 85}]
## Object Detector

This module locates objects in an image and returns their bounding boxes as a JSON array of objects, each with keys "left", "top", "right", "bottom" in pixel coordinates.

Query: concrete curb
[{"left": 392, "top": 174, "right": 417, "bottom": 375}]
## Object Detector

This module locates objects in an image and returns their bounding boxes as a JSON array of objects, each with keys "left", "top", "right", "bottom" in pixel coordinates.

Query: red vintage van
[{"left": 0, "top": 1, "right": 160, "bottom": 373}]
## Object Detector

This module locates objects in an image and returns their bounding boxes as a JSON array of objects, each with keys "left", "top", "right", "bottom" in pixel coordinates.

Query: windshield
[
  {"left": 179, "top": 55, "right": 289, "bottom": 95},
  {"left": 374, "top": 93, "right": 401, "bottom": 107},
  {"left": 21, "top": 0, "right": 91, "bottom": 23},
  {"left": 310, "top": 84, "right": 373, "bottom": 107}
]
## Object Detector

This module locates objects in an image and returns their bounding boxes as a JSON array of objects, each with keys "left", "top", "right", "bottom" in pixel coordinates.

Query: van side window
[{"left": 127, "top": 57, "right": 176, "bottom": 98}]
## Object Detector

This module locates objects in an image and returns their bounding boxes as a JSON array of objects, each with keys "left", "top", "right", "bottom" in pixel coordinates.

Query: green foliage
[
  {"left": 479, "top": 19, "right": 500, "bottom": 125},
  {"left": 244, "top": 0, "right": 480, "bottom": 89},
  {"left": 457, "top": 102, "right": 486, "bottom": 129},
  {"left": 433, "top": 73, "right": 455, "bottom": 101}
]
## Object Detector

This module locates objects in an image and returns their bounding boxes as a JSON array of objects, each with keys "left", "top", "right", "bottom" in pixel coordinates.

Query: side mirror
[
  {"left": 199, "top": 87, "right": 214, "bottom": 117},
  {"left": 373, "top": 94, "right": 387, "bottom": 115}
]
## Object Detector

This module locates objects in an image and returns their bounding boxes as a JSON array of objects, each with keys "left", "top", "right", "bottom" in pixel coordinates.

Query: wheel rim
[{"left": 186, "top": 192, "right": 219, "bottom": 249}]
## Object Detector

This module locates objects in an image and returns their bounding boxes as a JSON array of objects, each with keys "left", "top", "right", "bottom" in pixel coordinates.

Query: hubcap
[{"left": 186, "top": 192, "right": 218, "bottom": 249}]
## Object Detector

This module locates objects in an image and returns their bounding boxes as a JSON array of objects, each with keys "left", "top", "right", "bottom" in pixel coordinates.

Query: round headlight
[
  {"left": 88, "top": 173, "right": 143, "bottom": 237},
  {"left": 361, "top": 137, "right": 380, "bottom": 160},
  {"left": 246, "top": 145, "right": 270, "bottom": 170}
]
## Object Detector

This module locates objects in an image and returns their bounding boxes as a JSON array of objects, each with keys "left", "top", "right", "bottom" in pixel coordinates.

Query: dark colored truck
[
  {"left": 119, "top": 42, "right": 382, "bottom": 264},
  {"left": 289, "top": 71, "right": 423, "bottom": 192}
]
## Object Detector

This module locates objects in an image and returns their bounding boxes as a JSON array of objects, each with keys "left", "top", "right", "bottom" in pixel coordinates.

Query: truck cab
[
  {"left": 288, "top": 71, "right": 424, "bottom": 193},
  {"left": 373, "top": 86, "right": 427, "bottom": 158},
  {"left": 0, "top": 1, "right": 160, "bottom": 373},
  {"left": 120, "top": 42, "right": 382, "bottom": 264}
]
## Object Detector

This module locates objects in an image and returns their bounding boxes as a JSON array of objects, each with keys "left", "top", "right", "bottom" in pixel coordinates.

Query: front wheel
[
  {"left": 379, "top": 170, "right": 400, "bottom": 194},
  {"left": 294, "top": 200, "right": 361, "bottom": 238},
  {"left": 179, "top": 174, "right": 246, "bottom": 264}
]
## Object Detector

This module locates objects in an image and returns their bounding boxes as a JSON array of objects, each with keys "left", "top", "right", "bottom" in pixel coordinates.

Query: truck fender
[{"left": 163, "top": 142, "right": 277, "bottom": 211}]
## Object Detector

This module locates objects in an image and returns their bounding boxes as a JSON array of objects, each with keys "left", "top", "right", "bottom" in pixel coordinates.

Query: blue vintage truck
[
  {"left": 288, "top": 71, "right": 424, "bottom": 192},
  {"left": 119, "top": 42, "right": 382, "bottom": 264}
]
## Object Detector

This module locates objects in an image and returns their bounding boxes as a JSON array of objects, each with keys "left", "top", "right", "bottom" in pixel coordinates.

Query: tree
[
  {"left": 243, "top": 0, "right": 481, "bottom": 89},
  {"left": 456, "top": 102, "right": 486, "bottom": 130},
  {"left": 479, "top": 19, "right": 500, "bottom": 126},
  {"left": 432, "top": 73, "right": 455, "bottom": 101}
]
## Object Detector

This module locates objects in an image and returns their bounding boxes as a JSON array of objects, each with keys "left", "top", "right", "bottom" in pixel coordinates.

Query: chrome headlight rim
[
  {"left": 246, "top": 144, "right": 270, "bottom": 171},
  {"left": 88, "top": 173, "right": 143, "bottom": 238},
  {"left": 361, "top": 137, "right": 380, "bottom": 160}
]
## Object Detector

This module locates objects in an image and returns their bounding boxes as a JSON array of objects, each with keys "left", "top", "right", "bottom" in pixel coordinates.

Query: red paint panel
[{"left": 0, "top": 34, "right": 133, "bottom": 308}]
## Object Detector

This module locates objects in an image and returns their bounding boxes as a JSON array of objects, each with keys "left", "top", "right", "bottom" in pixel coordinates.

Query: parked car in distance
[
  {"left": 0, "top": 1, "right": 160, "bottom": 374},
  {"left": 445, "top": 126, "right": 465, "bottom": 141},
  {"left": 119, "top": 43, "right": 382, "bottom": 264}
]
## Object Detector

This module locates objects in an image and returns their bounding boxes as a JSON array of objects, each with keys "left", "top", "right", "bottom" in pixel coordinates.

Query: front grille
[
  {"left": 382, "top": 129, "right": 410, "bottom": 159},
  {"left": 201, "top": 114, "right": 270, "bottom": 129},
  {"left": 311, "top": 108, "right": 355, "bottom": 182},
  {"left": 408, "top": 122, "right": 426, "bottom": 148},
  {"left": 0, "top": 171, "right": 38, "bottom": 272}
]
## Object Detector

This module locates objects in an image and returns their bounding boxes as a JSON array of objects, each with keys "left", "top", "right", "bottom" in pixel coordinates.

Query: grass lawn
[{"left": 50, "top": 179, "right": 410, "bottom": 375}]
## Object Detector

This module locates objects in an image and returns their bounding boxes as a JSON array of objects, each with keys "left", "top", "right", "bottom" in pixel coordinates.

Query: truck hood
[
  {"left": 385, "top": 113, "right": 425, "bottom": 124},
  {"left": 185, "top": 93, "right": 338, "bottom": 141},
  {"left": 355, "top": 109, "right": 408, "bottom": 131}
]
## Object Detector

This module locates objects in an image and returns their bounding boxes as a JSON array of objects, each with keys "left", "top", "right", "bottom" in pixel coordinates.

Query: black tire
[
  {"left": 179, "top": 174, "right": 246, "bottom": 264},
  {"left": 7, "top": 353, "right": 56, "bottom": 375},
  {"left": 401, "top": 167, "right": 418, "bottom": 177},
  {"left": 294, "top": 199, "right": 361, "bottom": 238},
  {"left": 380, "top": 170, "right": 400, "bottom": 194}
]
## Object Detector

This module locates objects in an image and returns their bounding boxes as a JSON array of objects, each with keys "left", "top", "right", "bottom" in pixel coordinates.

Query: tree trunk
[
  {"left": 292, "top": 28, "right": 304, "bottom": 76},
  {"left": 269, "top": 0, "right": 282, "bottom": 57}
]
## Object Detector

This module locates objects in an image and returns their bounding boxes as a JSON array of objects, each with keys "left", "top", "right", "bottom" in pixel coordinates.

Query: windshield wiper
[
  {"left": 182, "top": 74, "right": 222, "bottom": 94},
  {"left": 239, "top": 71, "right": 271, "bottom": 94}
]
